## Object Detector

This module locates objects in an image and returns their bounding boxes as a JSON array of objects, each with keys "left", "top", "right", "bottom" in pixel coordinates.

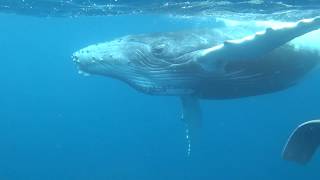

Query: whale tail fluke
[{"left": 282, "top": 120, "right": 320, "bottom": 164}]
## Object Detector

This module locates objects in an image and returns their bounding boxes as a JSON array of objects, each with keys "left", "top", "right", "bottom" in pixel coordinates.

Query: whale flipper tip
[{"left": 283, "top": 120, "right": 320, "bottom": 164}]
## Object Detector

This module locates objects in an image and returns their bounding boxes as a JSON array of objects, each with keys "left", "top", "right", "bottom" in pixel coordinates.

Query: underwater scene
[{"left": 0, "top": 0, "right": 320, "bottom": 179}]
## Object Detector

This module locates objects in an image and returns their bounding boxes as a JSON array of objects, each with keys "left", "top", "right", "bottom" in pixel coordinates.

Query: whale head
[
  {"left": 71, "top": 35, "right": 198, "bottom": 95},
  {"left": 71, "top": 33, "right": 206, "bottom": 96},
  {"left": 72, "top": 37, "right": 154, "bottom": 78}
]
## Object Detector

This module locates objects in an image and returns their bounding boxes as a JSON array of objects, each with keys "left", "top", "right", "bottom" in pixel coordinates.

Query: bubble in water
[{"left": 185, "top": 125, "right": 191, "bottom": 157}]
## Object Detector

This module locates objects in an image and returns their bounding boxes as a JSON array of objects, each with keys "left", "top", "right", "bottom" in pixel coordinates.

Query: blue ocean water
[{"left": 0, "top": 1, "right": 320, "bottom": 180}]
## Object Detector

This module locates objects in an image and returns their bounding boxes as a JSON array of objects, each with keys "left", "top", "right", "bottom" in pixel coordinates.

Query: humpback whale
[{"left": 72, "top": 17, "right": 320, "bottom": 130}]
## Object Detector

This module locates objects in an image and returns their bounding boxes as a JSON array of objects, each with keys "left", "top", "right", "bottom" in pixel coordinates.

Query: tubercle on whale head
[{"left": 71, "top": 39, "right": 152, "bottom": 78}]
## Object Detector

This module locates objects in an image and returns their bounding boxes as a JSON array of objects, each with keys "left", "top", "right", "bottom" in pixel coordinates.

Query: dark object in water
[{"left": 283, "top": 120, "right": 320, "bottom": 164}]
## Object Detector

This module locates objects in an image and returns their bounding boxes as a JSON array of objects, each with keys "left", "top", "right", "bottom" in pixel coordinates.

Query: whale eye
[
  {"left": 152, "top": 47, "right": 164, "bottom": 54},
  {"left": 152, "top": 44, "right": 166, "bottom": 55}
]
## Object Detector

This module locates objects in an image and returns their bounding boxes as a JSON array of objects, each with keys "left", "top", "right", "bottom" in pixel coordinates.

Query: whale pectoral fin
[
  {"left": 282, "top": 120, "right": 320, "bottom": 164},
  {"left": 198, "top": 16, "right": 320, "bottom": 68},
  {"left": 180, "top": 96, "right": 202, "bottom": 128},
  {"left": 180, "top": 96, "right": 202, "bottom": 156}
]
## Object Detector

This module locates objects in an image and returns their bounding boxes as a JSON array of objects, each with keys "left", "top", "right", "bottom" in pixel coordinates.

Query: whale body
[{"left": 72, "top": 17, "right": 320, "bottom": 127}]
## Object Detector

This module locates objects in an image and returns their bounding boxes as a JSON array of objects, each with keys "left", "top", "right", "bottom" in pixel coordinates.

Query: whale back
[{"left": 124, "top": 29, "right": 230, "bottom": 60}]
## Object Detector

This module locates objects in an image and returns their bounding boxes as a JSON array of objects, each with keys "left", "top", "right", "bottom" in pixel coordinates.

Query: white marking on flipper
[{"left": 198, "top": 16, "right": 320, "bottom": 70}]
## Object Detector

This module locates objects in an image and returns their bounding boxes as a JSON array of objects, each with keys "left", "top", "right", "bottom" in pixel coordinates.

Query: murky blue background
[{"left": 0, "top": 2, "right": 320, "bottom": 179}]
